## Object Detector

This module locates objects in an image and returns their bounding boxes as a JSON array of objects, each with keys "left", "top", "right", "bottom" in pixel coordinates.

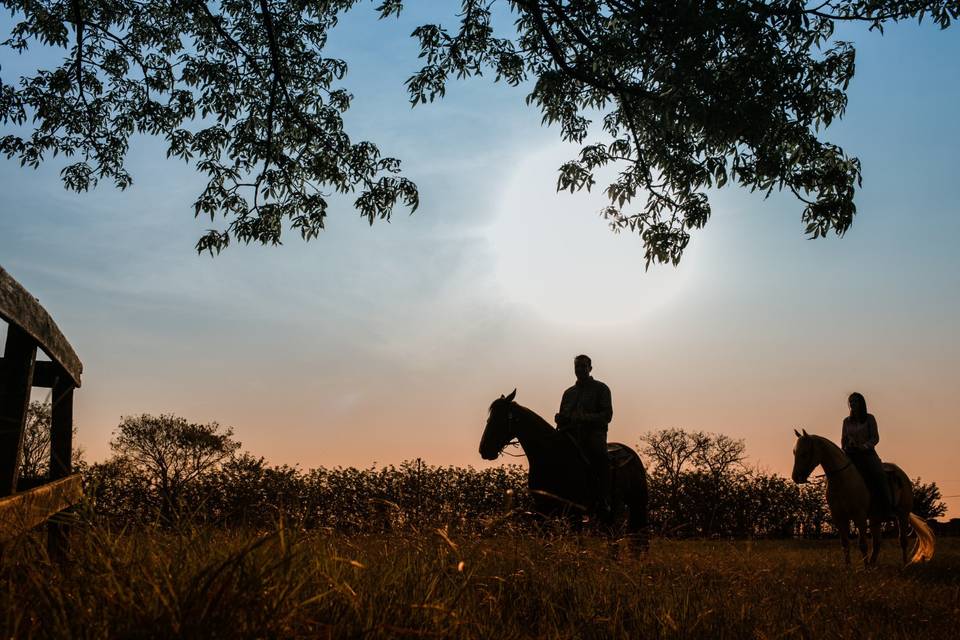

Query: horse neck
[
  {"left": 812, "top": 436, "right": 850, "bottom": 475},
  {"left": 510, "top": 403, "right": 561, "bottom": 463}
]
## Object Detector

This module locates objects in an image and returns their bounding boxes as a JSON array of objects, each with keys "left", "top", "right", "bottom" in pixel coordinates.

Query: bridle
[
  {"left": 494, "top": 404, "right": 524, "bottom": 458},
  {"left": 802, "top": 437, "right": 853, "bottom": 479}
]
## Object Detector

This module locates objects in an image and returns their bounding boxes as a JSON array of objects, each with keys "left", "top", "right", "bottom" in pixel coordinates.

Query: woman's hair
[{"left": 848, "top": 392, "right": 868, "bottom": 421}]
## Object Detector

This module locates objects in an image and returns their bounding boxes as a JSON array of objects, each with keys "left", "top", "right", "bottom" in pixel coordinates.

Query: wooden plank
[
  {"left": 0, "top": 474, "right": 82, "bottom": 541},
  {"left": 48, "top": 374, "right": 75, "bottom": 558},
  {"left": 0, "top": 325, "right": 35, "bottom": 496},
  {"left": 49, "top": 376, "right": 73, "bottom": 479},
  {"left": 0, "top": 266, "right": 82, "bottom": 387},
  {"left": 0, "top": 359, "right": 59, "bottom": 388}
]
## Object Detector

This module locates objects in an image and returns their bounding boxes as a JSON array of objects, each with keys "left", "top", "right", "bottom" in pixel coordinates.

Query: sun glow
[{"left": 486, "top": 144, "right": 698, "bottom": 328}]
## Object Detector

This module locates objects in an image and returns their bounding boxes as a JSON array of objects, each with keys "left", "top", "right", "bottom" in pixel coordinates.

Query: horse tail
[{"left": 907, "top": 513, "right": 936, "bottom": 564}]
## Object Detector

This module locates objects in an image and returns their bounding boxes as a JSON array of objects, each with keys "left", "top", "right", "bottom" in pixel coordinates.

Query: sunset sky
[{"left": 2, "top": 8, "right": 959, "bottom": 516}]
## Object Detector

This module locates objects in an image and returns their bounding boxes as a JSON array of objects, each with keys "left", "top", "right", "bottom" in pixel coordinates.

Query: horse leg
[
  {"left": 869, "top": 518, "right": 881, "bottom": 566},
  {"left": 854, "top": 517, "right": 869, "bottom": 567},
  {"left": 898, "top": 513, "right": 910, "bottom": 565},
  {"left": 627, "top": 505, "right": 649, "bottom": 554},
  {"left": 836, "top": 519, "right": 851, "bottom": 565},
  {"left": 625, "top": 483, "right": 649, "bottom": 554}
]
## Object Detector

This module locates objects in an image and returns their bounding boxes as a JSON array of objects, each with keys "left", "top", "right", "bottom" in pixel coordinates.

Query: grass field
[{"left": 2, "top": 524, "right": 958, "bottom": 639}]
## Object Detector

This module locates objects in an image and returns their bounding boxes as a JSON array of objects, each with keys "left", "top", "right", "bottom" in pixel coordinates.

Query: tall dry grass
[{"left": 1, "top": 520, "right": 957, "bottom": 639}]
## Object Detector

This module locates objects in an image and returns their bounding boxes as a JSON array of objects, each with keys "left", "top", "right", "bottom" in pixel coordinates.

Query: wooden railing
[{"left": 0, "top": 266, "right": 83, "bottom": 553}]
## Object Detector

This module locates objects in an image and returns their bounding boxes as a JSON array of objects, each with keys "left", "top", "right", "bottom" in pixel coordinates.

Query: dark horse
[{"left": 479, "top": 390, "right": 648, "bottom": 545}]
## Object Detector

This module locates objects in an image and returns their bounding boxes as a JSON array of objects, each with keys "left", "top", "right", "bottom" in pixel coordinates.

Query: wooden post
[
  {"left": 48, "top": 370, "right": 74, "bottom": 557},
  {"left": 49, "top": 371, "right": 73, "bottom": 480},
  {"left": 0, "top": 324, "right": 36, "bottom": 496},
  {"left": 1, "top": 267, "right": 83, "bottom": 558}
]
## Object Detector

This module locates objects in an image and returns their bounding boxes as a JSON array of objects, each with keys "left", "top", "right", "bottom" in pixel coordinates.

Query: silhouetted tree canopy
[
  {"left": 17, "top": 399, "right": 83, "bottom": 480},
  {"left": 911, "top": 476, "right": 947, "bottom": 520},
  {"left": 2, "top": 1, "right": 956, "bottom": 263},
  {"left": 18, "top": 400, "right": 52, "bottom": 479},
  {"left": 109, "top": 413, "right": 240, "bottom": 521}
]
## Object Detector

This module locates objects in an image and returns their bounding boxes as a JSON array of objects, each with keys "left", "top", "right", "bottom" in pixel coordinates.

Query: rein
[
  {"left": 824, "top": 460, "right": 853, "bottom": 477},
  {"left": 499, "top": 407, "right": 526, "bottom": 458},
  {"left": 815, "top": 457, "right": 853, "bottom": 479},
  {"left": 806, "top": 436, "right": 853, "bottom": 479}
]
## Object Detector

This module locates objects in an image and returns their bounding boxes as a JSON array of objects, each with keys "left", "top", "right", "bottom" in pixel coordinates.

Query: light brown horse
[{"left": 791, "top": 429, "right": 934, "bottom": 566}]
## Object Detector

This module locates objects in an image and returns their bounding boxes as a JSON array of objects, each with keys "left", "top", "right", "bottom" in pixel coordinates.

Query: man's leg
[{"left": 584, "top": 429, "right": 611, "bottom": 518}]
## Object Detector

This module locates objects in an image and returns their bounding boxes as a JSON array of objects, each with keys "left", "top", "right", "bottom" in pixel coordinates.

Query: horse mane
[
  {"left": 807, "top": 433, "right": 845, "bottom": 457},
  {"left": 512, "top": 402, "right": 555, "bottom": 430},
  {"left": 489, "top": 398, "right": 555, "bottom": 431},
  {"left": 807, "top": 433, "right": 843, "bottom": 452}
]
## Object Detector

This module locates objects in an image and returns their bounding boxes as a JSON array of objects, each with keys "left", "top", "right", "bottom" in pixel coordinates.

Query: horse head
[
  {"left": 479, "top": 389, "right": 517, "bottom": 460},
  {"left": 791, "top": 428, "right": 818, "bottom": 483}
]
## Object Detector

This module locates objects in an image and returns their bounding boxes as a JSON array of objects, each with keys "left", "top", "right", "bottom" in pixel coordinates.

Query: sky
[{"left": 2, "top": 6, "right": 959, "bottom": 516}]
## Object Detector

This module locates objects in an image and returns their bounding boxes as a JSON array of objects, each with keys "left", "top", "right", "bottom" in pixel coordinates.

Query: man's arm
[
  {"left": 555, "top": 387, "right": 575, "bottom": 427},
  {"left": 598, "top": 383, "right": 612, "bottom": 425}
]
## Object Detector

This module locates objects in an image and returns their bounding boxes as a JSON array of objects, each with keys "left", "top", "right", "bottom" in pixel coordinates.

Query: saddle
[
  {"left": 607, "top": 442, "right": 638, "bottom": 469},
  {"left": 880, "top": 463, "right": 905, "bottom": 509}
]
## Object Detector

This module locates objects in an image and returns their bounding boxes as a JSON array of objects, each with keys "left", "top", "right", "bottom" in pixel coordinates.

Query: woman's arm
[
  {"left": 841, "top": 417, "right": 851, "bottom": 451},
  {"left": 867, "top": 414, "right": 880, "bottom": 448}
]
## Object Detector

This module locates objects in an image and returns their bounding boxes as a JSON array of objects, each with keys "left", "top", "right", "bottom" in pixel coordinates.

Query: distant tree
[
  {"left": 640, "top": 428, "right": 708, "bottom": 486},
  {"left": 641, "top": 428, "right": 744, "bottom": 532},
  {"left": 692, "top": 433, "right": 747, "bottom": 482},
  {"left": 109, "top": 414, "right": 241, "bottom": 522},
  {"left": 911, "top": 477, "right": 947, "bottom": 520},
  {"left": 692, "top": 433, "right": 746, "bottom": 534},
  {"left": 85, "top": 455, "right": 154, "bottom": 523},
  {"left": 18, "top": 400, "right": 51, "bottom": 479},
  {"left": 641, "top": 428, "right": 745, "bottom": 482},
  {"left": 796, "top": 480, "right": 830, "bottom": 537},
  {"left": 18, "top": 399, "right": 83, "bottom": 480},
  {"left": 2, "top": 2, "right": 956, "bottom": 264}
]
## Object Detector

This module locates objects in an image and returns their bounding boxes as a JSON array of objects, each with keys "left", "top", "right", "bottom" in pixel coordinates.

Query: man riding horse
[{"left": 555, "top": 354, "right": 613, "bottom": 521}]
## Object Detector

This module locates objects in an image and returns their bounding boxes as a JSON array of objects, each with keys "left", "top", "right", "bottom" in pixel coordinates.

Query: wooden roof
[{"left": 0, "top": 266, "right": 82, "bottom": 387}]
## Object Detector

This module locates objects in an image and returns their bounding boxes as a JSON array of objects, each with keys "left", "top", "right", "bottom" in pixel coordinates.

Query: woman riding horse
[
  {"left": 792, "top": 428, "right": 934, "bottom": 566},
  {"left": 842, "top": 392, "right": 893, "bottom": 518}
]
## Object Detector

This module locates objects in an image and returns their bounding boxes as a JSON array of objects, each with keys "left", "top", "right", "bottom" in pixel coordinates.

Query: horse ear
[
  {"left": 794, "top": 428, "right": 802, "bottom": 438},
  {"left": 802, "top": 428, "right": 808, "bottom": 436},
  {"left": 505, "top": 389, "right": 517, "bottom": 402}
]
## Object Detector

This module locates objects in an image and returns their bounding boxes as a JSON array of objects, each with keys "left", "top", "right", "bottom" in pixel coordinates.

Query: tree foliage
[
  {"left": 109, "top": 413, "right": 240, "bottom": 520},
  {"left": 1, "top": 1, "right": 957, "bottom": 263},
  {"left": 18, "top": 400, "right": 52, "bottom": 479},
  {"left": 406, "top": 0, "right": 957, "bottom": 265},
  {"left": 85, "top": 423, "right": 949, "bottom": 537},
  {"left": 911, "top": 476, "right": 947, "bottom": 520},
  {"left": 640, "top": 428, "right": 745, "bottom": 487},
  {"left": 17, "top": 399, "right": 83, "bottom": 480},
  {"left": 1, "top": 0, "right": 418, "bottom": 254},
  {"left": 640, "top": 428, "right": 748, "bottom": 532}
]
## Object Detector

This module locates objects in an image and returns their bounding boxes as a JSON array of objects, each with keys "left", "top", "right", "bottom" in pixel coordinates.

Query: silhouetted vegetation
[
  {"left": 3, "top": 2, "right": 957, "bottom": 262},
  {"left": 77, "top": 415, "right": 947, "bottom": 537},
  {"left": 912, "top": 478, "right": 949, "bottom": 520},
  {"left": 16, "top": 401, "right": 82, "bottom": 482},
  {"left": 6, "top": 413, "right": 956, "bottom": 638},
  {"left": 3, "top": 526, "right": 959, "bottom": 639}
]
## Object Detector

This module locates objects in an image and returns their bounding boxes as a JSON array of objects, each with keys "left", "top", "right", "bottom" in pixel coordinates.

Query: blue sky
[{"left": 2, "top": 6, "right": 959, "bottom": 514}]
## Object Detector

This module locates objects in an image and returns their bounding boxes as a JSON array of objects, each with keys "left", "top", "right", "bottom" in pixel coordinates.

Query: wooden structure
[{"left": 0, "top": 266, "right": 83, "bottom": 552}]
